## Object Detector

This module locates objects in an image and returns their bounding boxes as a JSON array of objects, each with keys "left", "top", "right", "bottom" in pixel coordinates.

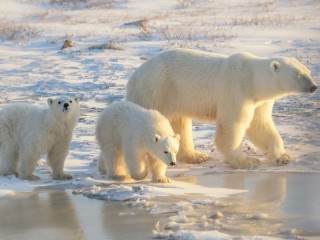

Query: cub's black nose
[
  {"left": 310, "top": 85, "right": 318, "bottom": 93},
  {"left": 64, "top": 103, "right": 69, "bottom": 108},
  {"left": 170, "top": 162, "right": 176, "bottom": 166}
]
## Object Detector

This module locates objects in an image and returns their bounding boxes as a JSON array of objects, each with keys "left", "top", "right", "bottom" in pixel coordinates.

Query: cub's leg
[
  {"left": 98, "top": 153, "right": 107, "bottom": 174},
  {"left": 124, "top": 146, "right": 148, "bottom": 181},
  {"left": 0, "top": 144, "right": 18, "bottom": 176},
  {"left": 147, "top": 155, "right": 170, "bottom": 183},
  {"left": 101, "top": 144, "right": 130, "bottom": 181},
  {"left": 47, "top": 141, "right": 72, "bottom": 180},
  {"left": 16, "top": 146, "right": 40, "bottom": 180}
]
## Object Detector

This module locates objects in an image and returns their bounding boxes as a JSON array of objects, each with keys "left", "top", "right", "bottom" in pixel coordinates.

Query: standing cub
[
  {"left": 96, "top": 101, "right": 180, "bottom": 183},
  {"left": 0, "top": 96, "right": 80, "bottom": 180}
]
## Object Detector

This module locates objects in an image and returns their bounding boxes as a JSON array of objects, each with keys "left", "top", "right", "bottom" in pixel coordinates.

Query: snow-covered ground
[{"left": 0, "top": 0, "right": 319, "bottom": 239}]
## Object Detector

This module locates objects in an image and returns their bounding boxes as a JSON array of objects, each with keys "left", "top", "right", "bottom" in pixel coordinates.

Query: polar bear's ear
[
  {"left": 154, "top": 134, "right": 161, "bottom": 142},
  {"left": 47, "top": 98, "right": 54, "bottom": 106},
  {"left": 74, "top": 96, "right": 79, "bottom": 103},
  {"left": 271, "top": 61, "right": 280, "bottom": 72},
  {"left": 175, "top": 134, "right": 180, "bottom": 142}
]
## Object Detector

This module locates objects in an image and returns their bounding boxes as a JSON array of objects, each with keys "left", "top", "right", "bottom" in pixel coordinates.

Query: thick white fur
[
  {"left": 96, "top": 101, "right": 180, "bottom": 183},
  {"left": 0, "top": 96, "right": 80, "bottom": 180},
  {"left": 126, "top": 48, "right": 317, "bottom": 168}
]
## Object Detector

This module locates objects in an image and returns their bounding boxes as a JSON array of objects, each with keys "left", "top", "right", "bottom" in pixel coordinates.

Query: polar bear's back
[
  {"left": 127, "top": 49, "right": 228, "bottom": 102},
  {"left": 0, "top": 103, "right": 46, "bottom": 133},
  {"left": 96, "top": 101, "right": 174, "bottom": 145},
  {"left": 126, "top": 49, "right": 230, "bottom": 119},
  {"left": 0, "top": 103, "right": 50, "bottom": 149}
]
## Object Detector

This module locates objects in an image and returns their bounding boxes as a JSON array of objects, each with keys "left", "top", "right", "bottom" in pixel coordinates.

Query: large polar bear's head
[
  {"left": 271, "top": 57, "right": 317, "bottom": 94},
  {"left": 47, "top": 96, "right": 80, "bottom": 123},
  {"left": 149, "top": 134, "right": 180, "bottom": 166}
]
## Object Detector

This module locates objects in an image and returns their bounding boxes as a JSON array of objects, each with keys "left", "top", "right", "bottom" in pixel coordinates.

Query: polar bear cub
[
  {"left": 0, "top": 96, "right": 80, "bottom": 180},
  {"left": 96, "top": 101, "right": 180, "bottom": 183}
]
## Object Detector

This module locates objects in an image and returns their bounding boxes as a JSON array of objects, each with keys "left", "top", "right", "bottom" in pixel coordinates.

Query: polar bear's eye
[
  {"left": 58, "top": 101, "right": 61, "bottom": 104},
  {"left": 69, "top": 100, "right": 72, "bottom": 103},
  {"left": 164, "top": 150, "right": 168, "bottom": 154}
]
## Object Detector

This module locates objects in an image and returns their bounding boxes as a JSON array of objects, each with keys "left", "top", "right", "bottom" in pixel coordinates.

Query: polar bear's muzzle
[
  {"left": 63, "top": 103, "right": 70, "bottom": 112},
  {"left": 170, "top": 162, "right": 176, "bottom": 166}
]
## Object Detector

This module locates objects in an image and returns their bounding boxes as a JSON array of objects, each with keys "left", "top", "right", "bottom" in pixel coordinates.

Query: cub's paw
[
  {"left": 17, "top": 174, "right": 41, "bottom": 181},
  {"left": 179, "top": 151, "right": 209, "bottom": 164},
  {"left": 273, "top": 153, "right": 291, "bottom": 166},
  {"left": 53, "top": 173, "right": 73, "bottom": 180},
  {"left": 98, "top": 168, "right": 107, "bottom": 175},
  {"left": 153, "top": 177, "right": 171, "bottom": 183},
  {"left": 112, "top": 175, "right": 132, "bottom": 182}
]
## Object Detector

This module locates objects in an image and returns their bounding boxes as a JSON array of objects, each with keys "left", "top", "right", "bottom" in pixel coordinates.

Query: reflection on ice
[
  {"left": 0, "top": 172, "right": 319, "bottom": 239},
  {"left": 76, "top": 177, "right": 246, "bottom": 198},
  {"left": 75, "top": 172, "right": 320, "bottom": 239}
]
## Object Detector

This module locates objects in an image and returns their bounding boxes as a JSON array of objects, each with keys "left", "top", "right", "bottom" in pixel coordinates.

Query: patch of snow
[{"left": 73, "top": 180, "right": 246, "bottom": 201}]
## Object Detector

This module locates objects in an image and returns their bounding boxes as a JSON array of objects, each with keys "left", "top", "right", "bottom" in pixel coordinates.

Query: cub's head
[
  {"left": 150, "top": 134, "right": 180, "bottom": 166},
  {"left": 271, "top": 57, "right": 317, "bottom": 94},
  {"left": 47, "top": 96, "right": 80, "bottom": 121}
]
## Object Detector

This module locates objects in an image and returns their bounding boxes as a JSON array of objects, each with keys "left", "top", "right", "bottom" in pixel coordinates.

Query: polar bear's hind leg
[
  {"left": 0, "top": 145, "right": 18, "bottom": 176},
  {"left": 102, "top": 145, "right": 131, "bottom": 181}
]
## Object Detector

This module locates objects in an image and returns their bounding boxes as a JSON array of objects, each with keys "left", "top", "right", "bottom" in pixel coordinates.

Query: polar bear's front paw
[
  {"left": 180, "top": 151, "right": 209, "bottom": 164},
  {"left": 273, "top": 153, "right": 291, "bottom": 166},
  {"left": 229, "top": 157, "right": 260, "bottom": 169},
  {"left": 153, "top": 177, "right": 171, "bottom": 183}
]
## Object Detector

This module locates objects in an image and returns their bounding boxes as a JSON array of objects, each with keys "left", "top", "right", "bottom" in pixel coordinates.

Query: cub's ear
[
  {"left": 175, "top": 134, "right": 180, "bottom": 142},
  {"left": 270, "top": 61, "right": 280, "bottom": 72},
  {"left": 154, "top": 134, "right": 161, "bottom": 142},
  {"left": 74, "top": 96, "right": 80, "bottom": 103},
  {"left": 47, "top": 98, "right": 54, "bottom": 106}
]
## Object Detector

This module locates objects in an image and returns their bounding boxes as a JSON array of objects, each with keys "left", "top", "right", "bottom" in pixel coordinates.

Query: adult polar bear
[{"left": 126, "top": 49, "right": 318, "bottom": 169}]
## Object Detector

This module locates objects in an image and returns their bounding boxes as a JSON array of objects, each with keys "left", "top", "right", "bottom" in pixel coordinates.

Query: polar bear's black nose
[
  {"left": 170, "top": 162, "right": 176, "bottom": 166},
  {"left": 64, "top": 103, "right": 69, "bottom": 108},
  {"left": 311, "top": 85, "right": 318, "bottom": 93}
]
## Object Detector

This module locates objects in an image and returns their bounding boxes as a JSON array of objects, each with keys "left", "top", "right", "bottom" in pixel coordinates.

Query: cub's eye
[
  {"left": 69, "top": 100, "right": 72, "bottom": 103},
  {"left": 164, "top": 150, "right": 168, "bottom": 154},
  {"left": 58, "top": 101, "right": 61, "bottom": 104}
]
